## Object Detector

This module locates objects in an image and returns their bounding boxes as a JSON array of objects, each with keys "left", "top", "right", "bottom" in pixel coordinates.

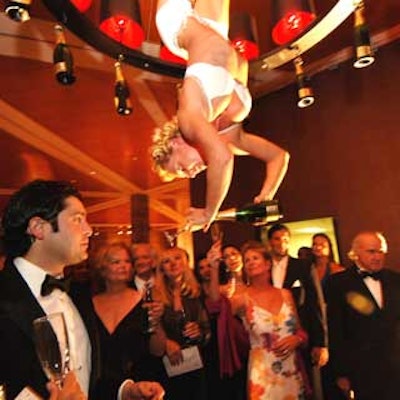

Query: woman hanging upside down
[{"left": 152, "top": 0, "right": 290, "bottom": 232}]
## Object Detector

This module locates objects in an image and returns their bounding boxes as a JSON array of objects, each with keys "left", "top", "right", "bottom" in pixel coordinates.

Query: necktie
[
  {"left": 358, "top": 269, "right": 383, "bottom": 281},
  {"left": 41, "top": 274, "right": 71, "bottom": 296}
]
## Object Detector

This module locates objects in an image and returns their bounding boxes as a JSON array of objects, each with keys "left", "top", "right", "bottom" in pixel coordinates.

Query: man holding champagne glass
[{"left": 0, "top": 180, "right": 164, "bottom": 400}]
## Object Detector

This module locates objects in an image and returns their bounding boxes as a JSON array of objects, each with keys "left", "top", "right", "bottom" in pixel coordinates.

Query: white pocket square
[{"left": 291, "top": 279, "right": 302, "bottom": 288}]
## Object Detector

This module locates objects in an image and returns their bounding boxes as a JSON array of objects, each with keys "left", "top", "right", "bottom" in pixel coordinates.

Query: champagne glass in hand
[{"left": 33, "top": 312, "right": 70, "bottom": 388}]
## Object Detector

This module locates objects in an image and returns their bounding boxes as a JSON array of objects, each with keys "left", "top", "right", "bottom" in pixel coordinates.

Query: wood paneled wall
[{"left": 192, "top": 41, "right": 400, "bottom": 269}]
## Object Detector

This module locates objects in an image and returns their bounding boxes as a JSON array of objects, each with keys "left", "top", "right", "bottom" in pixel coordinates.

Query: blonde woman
[
  {"left": 92, "top": 242, "right": 166, "bottom": 400},
  {"left": 153, "top": 0, "right": 289, "bottom": 232},
  {"left": 209, "top": 240, "right": 309, "bottom": 400},
  {"left": 156, "top": 246, "right": 210, "bottom": 400}
]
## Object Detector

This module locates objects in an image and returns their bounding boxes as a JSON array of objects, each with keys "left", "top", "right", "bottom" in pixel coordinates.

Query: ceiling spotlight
[
  {"left": 229, "top": 12, "right": 260, "bottom": 61},
  {"left": 353, "top": 1, "right": 375, "bottom": 69},
  {"left": 271, "top": 0, "right": 316, "bottom": 46},
  {"left": 294, "top": 56, "right": 314, "bottom": 108},
  {"left": 99, "top": 0, "right": 144, "bottom": 50},
  {"left": 4, "top": 0, "right": 32, "bottom": 23}
]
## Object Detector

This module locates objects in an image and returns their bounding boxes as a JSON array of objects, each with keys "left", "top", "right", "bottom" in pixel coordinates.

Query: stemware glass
[
  {"left": 33, "top": 312, "right": 70, "bottom": 388},
  {"left": 163, "top": 225, "right": 188, "bottom": 247}
]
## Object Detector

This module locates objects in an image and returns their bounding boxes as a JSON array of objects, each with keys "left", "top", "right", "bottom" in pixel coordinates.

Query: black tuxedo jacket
[
  {"left": 0, "top": 260, "right": 100, "bottom": 399},
  {"left": 325, "top": 265, "right": 400, "bottom": 399},
  {"left": 282, "top": 257, "right": 326, "bottom": 348}
]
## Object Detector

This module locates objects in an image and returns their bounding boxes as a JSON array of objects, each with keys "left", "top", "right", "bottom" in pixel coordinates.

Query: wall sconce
[
  {"left": 353, "top": 1, "right": 375, "bottom": 69},
  {"left": 229, "top": 12, "right": 259, "bottom": 61},
  {"left": 53, "top": 24, "right": 76, "bottom": 85},
  {"left": 99, "top": 0, "right": 144, "bottom": 50},
  {"left": 271, "top": 0, "right": 316, "bottom": 46},
  {"left": 114, "top": 55, "right": 133, "bottom": 115},
  {"left": 294, "top": 56, "right": 314, "bottom": 108},
  {"left": 4, "top": 0, "right": 32, "bottom": 23}
]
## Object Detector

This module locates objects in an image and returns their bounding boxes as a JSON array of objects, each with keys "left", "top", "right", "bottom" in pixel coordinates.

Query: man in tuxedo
[
  {"left": 131, "top": 243, "right": 158, "bottom": 294},
  {"left": 0, "top": 180, "right": 164, "bottom": 400},
  {"left": 267, "top": 224, "right": 328, "bottom": 395},
  {"left": 325, "top": 231, "right": 400, "bottom": 400}
]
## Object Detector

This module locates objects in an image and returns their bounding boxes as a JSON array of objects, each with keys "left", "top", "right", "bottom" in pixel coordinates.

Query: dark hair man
[
  {"left": 0, "top": 180, "right": 164, "bottom": 400},
  {"left": 267, "top": 223, "right": 328, "bottom": 394}
]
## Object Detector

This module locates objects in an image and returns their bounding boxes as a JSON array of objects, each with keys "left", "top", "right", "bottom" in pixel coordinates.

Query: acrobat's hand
[{"left": 185, "top": 207, "right": 214, "bottom": 232}]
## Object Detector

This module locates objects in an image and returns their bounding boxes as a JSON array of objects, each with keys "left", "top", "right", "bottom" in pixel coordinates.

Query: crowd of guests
[{"left": 1, "top": 180, "right": 400, "bottom": 400}]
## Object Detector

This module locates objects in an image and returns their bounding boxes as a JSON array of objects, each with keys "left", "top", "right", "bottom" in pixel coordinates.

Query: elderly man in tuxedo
[
  {"left": 325, "top": 231, "right": 400, "bottom": 400},
  {"left": 131, "top": 243, "right": 158, "bottom": 294},
  {"left": 0, "top": 180, "right": 164, "bottom": 400}
]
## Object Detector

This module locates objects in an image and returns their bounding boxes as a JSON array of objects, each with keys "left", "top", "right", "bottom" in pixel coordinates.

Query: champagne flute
[
  {"left": 163, "top": 225, "right": 190, "bottom": 247},
  {"left": 33, "top": 312, "right": 70, "bottom": 388}
]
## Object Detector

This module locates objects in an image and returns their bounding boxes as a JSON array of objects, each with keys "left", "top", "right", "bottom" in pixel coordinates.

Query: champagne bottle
[
  {"left": 142, "top": 282, "right": 155, "bottom": 334},
  {"left": 114, "top": 60, "right": 133, "bottom": 115},
  {"left": 53, "top": 25, "right": 76, "bottom": 85},
  {"left": 294, "top": 56, "right": 314, "bottom": 108},
  {"left": 353, "top": 2, "right": 374, "bottom": 68},
  {"left": 215, "top": 199, "right": 282, "bottom": 226},
  {"left": 179, "top": 305, "right": 198, "bottom": 346},
  {"left": 4, "top": 0, "right": 31, "bottom": 23}
]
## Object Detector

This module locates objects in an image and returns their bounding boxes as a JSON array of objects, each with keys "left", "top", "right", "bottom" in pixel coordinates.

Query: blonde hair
[
  {"left": 150, "top": 117, "right": 181, "bottom": 182},
  {"left": 155, "top": 247, "right": 201, "bottom": 306},
  {"left": 92, "top": 241, "right": 133, "bottom": 293}
]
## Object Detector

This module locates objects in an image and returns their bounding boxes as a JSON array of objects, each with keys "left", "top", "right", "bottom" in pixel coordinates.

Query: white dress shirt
[
  {"left": 358, "top": 268, "right": 383, "bottom": 308},
  {"left": 134, "top": 275, "right": 154, "bottom": 296},
  {"left": 15, "top": 257, "right": 91, "bottom": 395},
  {"left": 272, "top": 255, "right": 289, "bottom": 288}
]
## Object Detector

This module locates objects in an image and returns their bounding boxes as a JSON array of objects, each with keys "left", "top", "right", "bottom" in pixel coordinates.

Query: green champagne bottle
[
  {"left": 114, "top": 60, "right": 132, "bottom": 115},
  {"left": 142, "top": 282, "right": 155, "bottom": 334},
  {"left": 215, "top": 199, "right": 282, "bottom": 226},
  {"left": 53, "top": 25, "right": 76, "bottom": 85},
  {"left": 353, "top": 2, "right": 374, "bottom": 68}
]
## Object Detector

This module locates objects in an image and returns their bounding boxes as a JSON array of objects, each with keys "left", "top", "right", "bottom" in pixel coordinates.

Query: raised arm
[{"left": 229, "top": 126, "right": 290, "bottom": 202}]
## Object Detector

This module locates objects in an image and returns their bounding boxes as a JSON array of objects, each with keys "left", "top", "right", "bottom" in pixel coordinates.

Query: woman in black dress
[
  {"left": 91, "top": 241, "right": 166, "bottom": 400},
  {"left": 156, "top": 246, "right": 210, "bottom": 400}
]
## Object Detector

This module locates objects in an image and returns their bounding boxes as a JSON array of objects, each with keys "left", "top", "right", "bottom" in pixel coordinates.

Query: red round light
[
  {"left": 159, "top": 46, "right": 187, "bottom": 65},
  {"left": 100, "top": 14, "right": 144, "bottom": 49},
  {"left": 232, "top": 38, "right": 259, "bottom": 61},
  {"left": 70, "top": 0, "right": 92, "bottom": 13},
  {"left": 272, "top": 10, "right": 316, "bottom": 45}
]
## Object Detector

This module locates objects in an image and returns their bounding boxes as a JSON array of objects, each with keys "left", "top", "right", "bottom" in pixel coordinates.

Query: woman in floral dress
[{"left": 229, "top": 241, "right": 309, "bottom": 400}]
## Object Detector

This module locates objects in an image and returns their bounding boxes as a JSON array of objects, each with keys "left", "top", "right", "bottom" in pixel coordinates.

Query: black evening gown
[{"left": 92, "top": 299, "right": 165, "bottom": 400}]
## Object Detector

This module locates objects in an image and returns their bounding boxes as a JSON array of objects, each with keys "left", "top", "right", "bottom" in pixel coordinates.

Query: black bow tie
[
  {"left": 41, "top": 275, "right": 71, "bottom": 296},
  {"left": 358, "top": 269, "right": 383, "bottom": 281}
]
